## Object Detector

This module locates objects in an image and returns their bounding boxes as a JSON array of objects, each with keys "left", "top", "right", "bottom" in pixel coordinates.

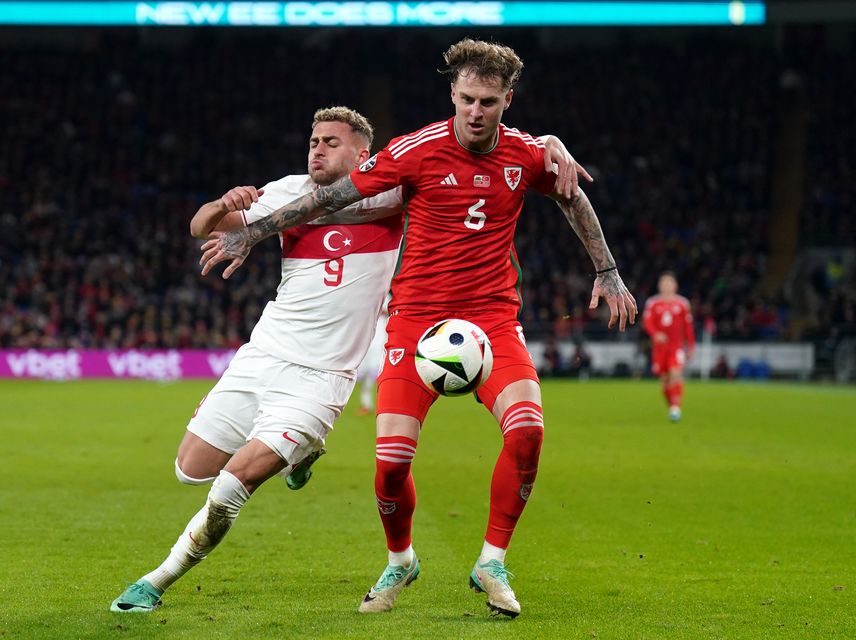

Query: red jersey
[
  {"left": 350, "top": 118, "right": 556, "bottom": 317},
  {"left": 643, "top": 295, "right": 696, "bottom": 350}
]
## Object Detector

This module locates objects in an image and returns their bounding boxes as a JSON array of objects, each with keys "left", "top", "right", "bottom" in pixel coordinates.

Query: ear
[
  {"left": 504, "top": 88, "right": 514, "bottom": 110},
  {"left": 450, "top": 82, "right": 456, "bottom": 103},
  {"left": 356, "top": 148, "right": 370, "bottom": 165}
]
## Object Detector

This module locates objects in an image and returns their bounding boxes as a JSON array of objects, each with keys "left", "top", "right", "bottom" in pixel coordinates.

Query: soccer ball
[{"left": 415, "top": 319, "right": 493, "bottom": 396}]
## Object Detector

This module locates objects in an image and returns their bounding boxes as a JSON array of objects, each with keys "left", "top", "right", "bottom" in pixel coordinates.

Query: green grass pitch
[{"left": 2, "top": 379, "right": 855, "bottom": 639}]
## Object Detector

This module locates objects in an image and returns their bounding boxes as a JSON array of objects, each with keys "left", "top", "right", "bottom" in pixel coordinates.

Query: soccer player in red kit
[
  {"left": 643, "top": 272, "right": 695, "bottom": 421},
  {"left": 200, "top": 39, "right": 636, "bottom": 617}
]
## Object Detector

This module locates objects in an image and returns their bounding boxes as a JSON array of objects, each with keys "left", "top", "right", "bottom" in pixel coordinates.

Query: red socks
[
  {"left": 374, "top": 436, "right": 417, "bottom": 552},
  {"left": 485, "top": 401, "right": 544, "bottom": 548},
  {"left": 375, "top": 402, "right": 545, "bottom": 553},
  {"left": 663, "top": 381, "right": 684, "bottom": 407}
]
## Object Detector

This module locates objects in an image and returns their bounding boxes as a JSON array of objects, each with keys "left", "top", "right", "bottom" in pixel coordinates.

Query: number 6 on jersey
[{"left": 464, "top": 199, "right": 487, "bottom": 230}]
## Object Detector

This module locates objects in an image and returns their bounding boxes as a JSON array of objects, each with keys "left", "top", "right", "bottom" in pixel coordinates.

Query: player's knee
[
  {"left": 174, "top": 458, "right": 218, "bottom": 486},
  {"left": 375, "top": 436, "right": 416, "bottom": 494},
  {"left": 375, "top": 455, "right": 413, "bottom": 486},
  {"left": 504, "top": 426, "right": 543, "bottom": 470}
]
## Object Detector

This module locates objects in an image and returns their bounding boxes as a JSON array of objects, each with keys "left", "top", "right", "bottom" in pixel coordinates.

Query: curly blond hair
[
  {"left": 312, "top": 106, "right": 374, "bottom": 148},
  {"left": 440, "top": 38, "right": 524, "bottom": 90}
]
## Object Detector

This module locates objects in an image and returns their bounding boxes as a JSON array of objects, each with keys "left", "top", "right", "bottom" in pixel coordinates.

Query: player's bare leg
[
  {"left": 469, "top": 379, "right": 543, "bottom": 618},
  {"left": 175, "top": 431, "right": 232, "bottom": 484},
  {"left": 359, "top": 413, "right": 422, "bottom": 613},
  {"left": 665, "top": 368, "right": 684, "bottom": 422},
  {"left": 111, "top": 439, "right": 287, "bottom": 612}
]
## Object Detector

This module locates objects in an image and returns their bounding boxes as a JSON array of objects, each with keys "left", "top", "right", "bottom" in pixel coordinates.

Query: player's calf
[{"left": 486, "top": 402, "right": 544, "bottom": 547}]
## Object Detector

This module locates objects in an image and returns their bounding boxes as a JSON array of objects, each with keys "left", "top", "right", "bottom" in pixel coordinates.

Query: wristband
[{"left": 595, "top": 266, "right": 617, "bottom": 275}]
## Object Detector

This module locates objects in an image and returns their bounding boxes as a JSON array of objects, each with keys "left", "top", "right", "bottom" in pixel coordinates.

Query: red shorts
[
  {"left": 651, "top": 345, "right": 686, "bottom": 376},
  {"left": 377, "top": 312, "right": 539, "bottom": 422}
]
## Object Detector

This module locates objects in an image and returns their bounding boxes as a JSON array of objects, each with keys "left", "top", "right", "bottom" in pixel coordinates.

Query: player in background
[
  {"left": 642, "top": 271, "right": 695, "bottom": 421},
  {"left": 198, "top": 39, "right": 636, "bottom": 618},
  {"left": 355, "top": 297, "right": 389, "bottom": 416},
  {"left": 110, "top": 107, "right": 406, "bottom": 612}
]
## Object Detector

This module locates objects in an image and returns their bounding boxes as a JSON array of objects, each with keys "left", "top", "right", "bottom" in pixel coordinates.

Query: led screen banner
[
  {"left": 0, "top": 349, "right": 238, "bottom": 380},
  {"left": 0, "top": 1, "right": 766, "bottom": 26}
]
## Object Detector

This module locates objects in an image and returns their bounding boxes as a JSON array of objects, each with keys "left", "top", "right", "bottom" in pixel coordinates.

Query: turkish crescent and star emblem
[
  {"left": 322, "top": 229, "right": 352, "bottom": 252},
  {"left": 504, "top": 166, "right": 522, "bottom": 191},
  {"left": 388, "top": 348, "right": 405, "bottom": 366}
]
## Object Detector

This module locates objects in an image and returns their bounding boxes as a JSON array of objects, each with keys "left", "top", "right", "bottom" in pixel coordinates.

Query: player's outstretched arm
[
  {"left": 552, "top": 188, "right": 638, "bottom": 331},
  {"left": 199, "top": 176, "right": 363, "bottom": 279},
  {"left": 190, "top": 186, "right": 264, "bottom": 238}
]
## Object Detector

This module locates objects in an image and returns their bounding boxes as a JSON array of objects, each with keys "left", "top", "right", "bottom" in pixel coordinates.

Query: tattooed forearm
[
  {"left": 241, "top": 175, "right": 364, "bottom": 248},
  {"left": 555, "top": 187, "right": 615, "bottom": 272}
]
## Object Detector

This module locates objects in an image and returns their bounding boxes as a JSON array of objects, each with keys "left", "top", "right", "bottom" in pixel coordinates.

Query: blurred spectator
[
  {"left": 711, "top": 353, "right": 733, "bottom": 379},
  {"left": 540, "top": 335, "right": 566, "bottom": 378},
  {"left": 568, "top": 342, "right": 592, "bottom": 381}
]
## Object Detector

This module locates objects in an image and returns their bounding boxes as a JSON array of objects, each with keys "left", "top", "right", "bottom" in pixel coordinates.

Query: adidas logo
[{"left": 440, "top": 173, "right": 458, "bottom": 186}]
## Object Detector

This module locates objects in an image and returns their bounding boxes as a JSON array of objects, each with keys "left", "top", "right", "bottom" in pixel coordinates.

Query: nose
[{"left": 470, "top": 101, "right": 483, "bottom": 120}]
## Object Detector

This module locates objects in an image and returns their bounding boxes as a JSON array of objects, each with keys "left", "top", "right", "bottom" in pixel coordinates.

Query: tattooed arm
[
  {"left": 553, "top": 187, "right": 638, "bottom": 331},
  {"left": 199, "top": 175, "right": 363, "bottom": 279}
]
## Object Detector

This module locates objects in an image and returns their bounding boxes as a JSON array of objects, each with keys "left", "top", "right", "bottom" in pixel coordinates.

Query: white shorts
[{"left": 187, "top": 342, "right": 354, "bottom": 471}]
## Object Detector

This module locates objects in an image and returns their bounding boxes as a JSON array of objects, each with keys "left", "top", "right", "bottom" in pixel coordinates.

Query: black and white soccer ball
[{"left": 414, "top": 319, "right": 493, "bottom": 396}]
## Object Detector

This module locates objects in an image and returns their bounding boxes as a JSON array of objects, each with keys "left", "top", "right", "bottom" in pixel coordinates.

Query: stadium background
[
  {"left": 1, "top": 0, "right": 853, "bottom": 382},
  {"left": 2, "top": 3, "right": 856, "bottom": 639}
]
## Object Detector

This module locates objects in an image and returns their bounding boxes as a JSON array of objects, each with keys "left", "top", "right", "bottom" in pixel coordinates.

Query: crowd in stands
[
  {"left": 794, "top": 36, "right": 856, "bottom": 339},
  {"left": 0, "top": 29, "right": 851, "bottom": 352}
]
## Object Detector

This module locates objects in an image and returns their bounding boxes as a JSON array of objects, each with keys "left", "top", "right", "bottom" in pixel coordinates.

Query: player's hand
[
  {"left": 589, "top": 270, "right": 637, "bottom": 331},
  {"left": 220, "top": 186, "right": 264, "bottom": 213},
  {"left": 541, "top": 135, "right": 593, "bottom": 199},
  {"left": 200, "top": 229, "right": 252, "bottom": 279}
]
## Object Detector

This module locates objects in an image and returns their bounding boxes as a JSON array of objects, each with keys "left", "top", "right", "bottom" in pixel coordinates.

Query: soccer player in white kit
[{"left": 111, "top": 107, "right": 405, "bottom": 612}]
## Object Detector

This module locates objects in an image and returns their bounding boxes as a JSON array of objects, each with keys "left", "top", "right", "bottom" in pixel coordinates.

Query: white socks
[
  {"left": 141, "top": 470, "right": 250, "bottom": 592},
  {"left": 479, "top": 541, "right": 507, "bottom": 564},
  {"left": 388, "top": 542, "right": 505, "bottom": 569},
  {"left": 388, "top": 545, "right": 414, "bottom": 568}
]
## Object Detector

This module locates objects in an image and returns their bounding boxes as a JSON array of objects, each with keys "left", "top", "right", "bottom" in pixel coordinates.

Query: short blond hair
[
  {"left": 440, "top": 38, "right": 524, "bottom": 90},
  {"left": 312, "top": 106, "right": 374, "bottom": 148}
]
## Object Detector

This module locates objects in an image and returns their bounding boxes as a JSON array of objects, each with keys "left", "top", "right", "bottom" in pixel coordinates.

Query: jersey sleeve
[
  {"left": 527, "top": 140, "right": 558, "bottom": 195},
  {"left": 242, "top": 179, "right": 288, "bottom": 226},
  {"left": 349, "top": 139, "right": 415, "bottom": 199}
]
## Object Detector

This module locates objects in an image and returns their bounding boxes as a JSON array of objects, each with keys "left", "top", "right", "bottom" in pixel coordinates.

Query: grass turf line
[{"left": 1, "top": 380, "right": 854, "bottom": 639}]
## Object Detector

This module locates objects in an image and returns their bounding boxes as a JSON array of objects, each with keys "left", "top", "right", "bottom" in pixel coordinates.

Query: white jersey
[{"left": 243, "top": 175, "right": 403, "bottom": 376}]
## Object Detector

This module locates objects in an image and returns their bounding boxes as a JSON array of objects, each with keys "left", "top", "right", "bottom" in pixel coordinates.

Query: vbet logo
[
  {"left": 6, "top": 350, "right": 82, "bottom": 380},
  {"left": 1, "top": 349, "right": 238, "bottom": 380},
  {"left": 107, "top": 350, "right": 182, "bottom": 380},
  {"left": 135, "top": 2, "right": 504, "bottom": 26}
]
